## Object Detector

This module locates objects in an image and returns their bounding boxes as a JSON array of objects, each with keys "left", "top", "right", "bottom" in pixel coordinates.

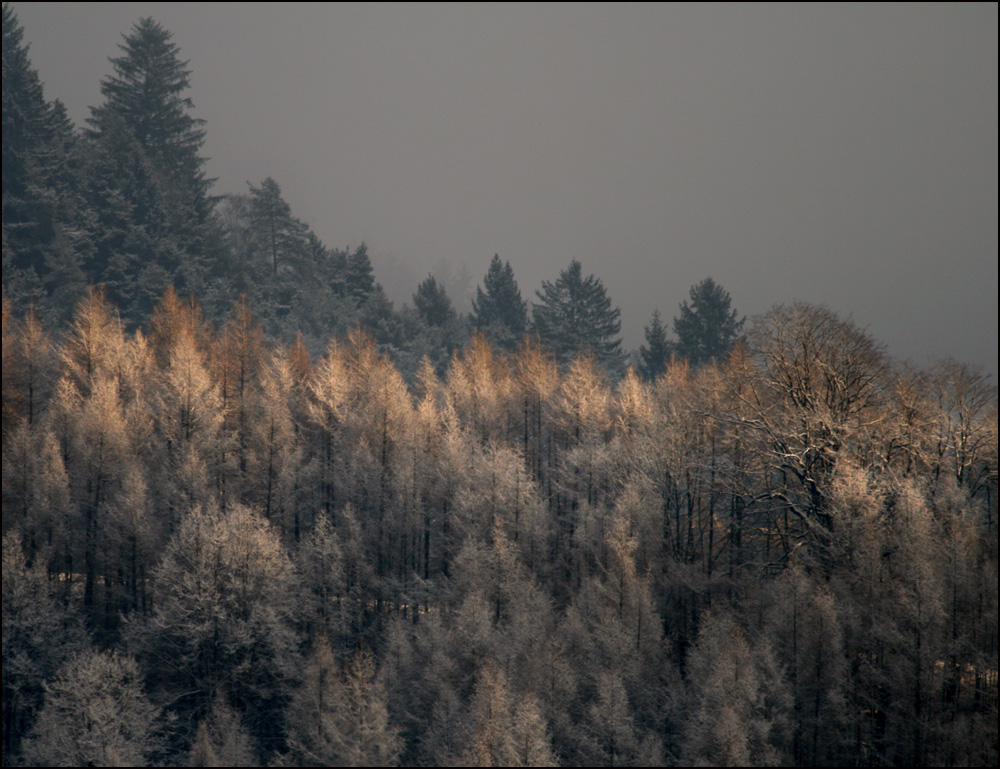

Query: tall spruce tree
[
  {"left": 472, "top": 254, "right": 528, "bottom": 350},
  {"left": 90, "top": 18, "right": 208, "bottom": 204},
  {"left": 2, "top": 5, "right": 90, "bottom": 318},
  {"left": 87, "top": 18, "right": 215, "bottom": 305},
  {"left": 413, "top": 275, "right": 455, "bottom": 328},
  {"left": 2, "top": 3, "right": 48, "bottom": 202},
  {"left": 248, "top": 177, "right": 307, "bottom": 280},
  {"left": 344, "top": 243, "right": 376, "bottom": 304},
  {"left": 532, "top": 259, "right": 623, "bottom": 372},
  {"left": 672, "top": 277, "right": 744, "bottom": 366},
  {"left": 638, "top": 309, "right": 671, "bottom": 380}
]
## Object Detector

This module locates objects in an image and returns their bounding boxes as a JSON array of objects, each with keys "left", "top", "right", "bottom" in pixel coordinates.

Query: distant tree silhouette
[
  {"left": 532, "top": 260, "right": 623, "bottom": 372},
  {"left": 672, "top": 277, "right": 744, "bottom": 366},
  {"left": 638, "top": 309, "right": 671, "bottom": 380},
  {"left": 472, "top": 254, "right": 528, "bottom": 350},
  {"left": 413, "top": 275, "right": 456, "bottom": 328}
]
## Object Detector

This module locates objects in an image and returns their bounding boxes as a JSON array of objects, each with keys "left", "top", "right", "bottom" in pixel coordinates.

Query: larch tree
[
  {"left": 512, "top": 337, "right": 560, "bottom": 482},
  {"left": 22, "top": 650, "right": 160, "bottom": 768},
  {"left": 308, "top": 338, "right": 351, "bottom": 515},
  {"left": 1, "top": 531, "right": 87, "bottom": 764},
  {"left": 130, "top": 504, "right": 300, "bottom": 752},
  {"left": 457, "top": 660, "right": 519, "bottom": 767},
  {"left": 765, "top": 565, "right": 848, "bottom": 766},
  {"left": 287, "top": 637, "right": 402, "bottom": 767},
  {"left": 153, "top": 301, "right": 223, "bottom": 516},
  {"left": 680, "top": 611, "right": 790, "bottom": 767},
  {"left": 147, "top": 285, "right": 209, "bottom": 369},
  {"left": 69, "top": 372, "right": 132, "bottom": 616},
  {"left": 296, "top": 514, "right": 344, "bottom": 638},
  {"left": 212, "top": 295, "right": 265, "bottom": 501},
  {"left": 59, "top": 285, "right": 125, "bottom": 398},
  {"left": 186, "top": 691, "right": 258, "bottom": 768},
  {"left": 247, "top": 348, "right": 303, "bottom": 531},
  {"left": 1, "top": 421, "right": 69, "bottom": 566},
  {"left": 3, "top": 303, "right": 55, "bottom": 435},
  {"left": 445, "top": 332, "right": 516, "bottom": 445}
]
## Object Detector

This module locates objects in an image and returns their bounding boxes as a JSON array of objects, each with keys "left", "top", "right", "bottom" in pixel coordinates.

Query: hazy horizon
[{"left": 11, "top": 2, "right": 998, "bottom": 376}]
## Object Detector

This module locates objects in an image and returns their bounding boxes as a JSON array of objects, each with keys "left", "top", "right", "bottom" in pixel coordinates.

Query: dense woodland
[{"left": 3, "top": 7, "right": 998, "bottom": 767}]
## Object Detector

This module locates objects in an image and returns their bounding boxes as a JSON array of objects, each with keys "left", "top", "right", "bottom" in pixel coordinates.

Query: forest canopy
[{"left": 2, "top": 7, "right": 998, "bottom": 768}]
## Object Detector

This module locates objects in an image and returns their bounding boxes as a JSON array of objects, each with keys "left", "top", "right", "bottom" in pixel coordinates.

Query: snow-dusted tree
[
  {"left": 247, "top": 348, "right": 303, "bottom": 531},
  {"left": 414, "top": 274, "right": 456, "bottom": 328},
  {"left": 512, "top": 337, "right": 559, "bottom": 481},
  {"left": 248, "top": 177, "right": 307, "bottom": 280},
  {"left": 553, "top": 354, "right": 615, "bottom": 522},
  {"left": 928, "top": 358, "right": 996, "bottom": 496},
  {"left": 2, "top": 531, "right": 87, "bottom": 763},
  {"left": 457, "top": 659, "right": 557, "bottom": 767},
  {"left": 153, "top": 297, "right": 223, "bottom": 515},
  {"left": 308, "top": 337, "right": 351, "bottom": 514},
  {"left": 90, "top": 18, "right": 207, "bottom": 192},
  {"left": 147, "top": 284, "right": 209, "bottom": 369},
  {"left": 2, "top": 7, "right": 91, "bottom": 320},
  {"left": 581, "top": 669, "right": 640, "bottom": 767},
  {"left": 287, "top": 636, "right": 401, "bottom": 766},
  {"left": 211, "top": 295, "right": 265, "bottom": 499},
  {"left": 338, "top": 328, "right": 415, "bottom": 579},
  {"left": 2, "top": 304, "right": 55, "bottom": 431},
  {"left": 187, "top": 691, "right": 258, "bottom": 767},
  {"left": 22, "top": 650, "right": 159, "bottom": 767},
  {"left": 765, "top": 565, "right": 848, "bottom": 766},
  {"left": 131, "top": 504, "right": 299, "bottom": 751},
  {"left": 70, "top": 372, "right": 132, "bottom": 615},
  {"left": 741, "top": 301, "right": 890, "bottom": 556},
  {"left": 60, "top": 285, "right": 126, "bottom": 397},
  {"left": 451, "top": 444, "right": 547, "bottom": 566},
  {"left": 680, "top": 611, "right": 790, "bottom": 766},
  {"left": 296, "top": 513, "right": 344, "bottom": 637},
  {"left": 446, "top": 332, "right": 516, "bottom": 445},
  {"left": 2, "top": 423, "right": 69, "bottom": 563}
]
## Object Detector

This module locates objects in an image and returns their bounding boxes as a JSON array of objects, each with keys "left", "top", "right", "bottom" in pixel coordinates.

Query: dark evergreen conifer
[
  {"left": 638, "top": 309, "right": 671, "bottom": 380},
  {"left": 532, "top": 259, "right": 623, "bottom": 372},
  {"left": 344, "top": 243, "right": 376, "bottom": 304},
  {"left": 672, "top": 277, "right": 744, "bottom": 366},
  {"left": 413, "top": 275, "right": 455, "bottom": 328},
  {"left": 248, "top": 177, "right": 307, "bottom": 279},
  {"left": 2, "top": 6, "right": 90, "bottom": 318},
  {"left": 2, "top": 3, "right": 49, "bottom": 201},
  {"left": 87, "top": 18, "right": 217, "bottom": 307},
  {"left": 90, "top": 18, "right": 208, "bottom": 204},
  {"left": 472, "top": 254, "right": 528, "bottom": 350}
]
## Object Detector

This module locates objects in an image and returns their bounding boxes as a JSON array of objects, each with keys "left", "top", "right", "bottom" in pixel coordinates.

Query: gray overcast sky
[{"left": 11, "top": 2, "right": 999, "bottom": 376}]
